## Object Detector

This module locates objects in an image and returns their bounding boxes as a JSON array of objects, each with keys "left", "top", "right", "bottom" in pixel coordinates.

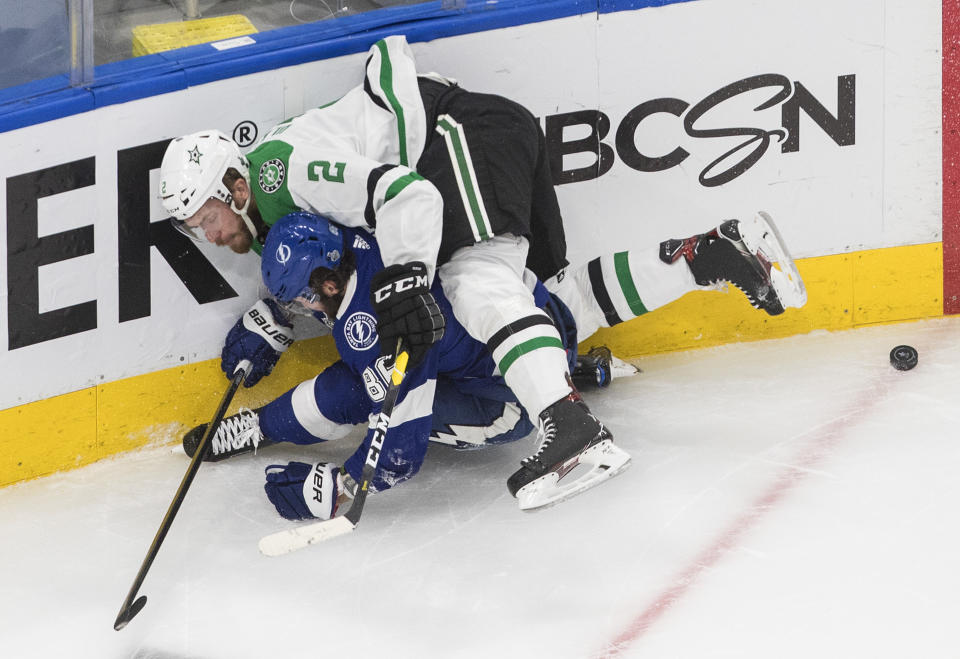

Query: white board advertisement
[{"left": 0, "top": 0, "right": 941, "bottom": 410}]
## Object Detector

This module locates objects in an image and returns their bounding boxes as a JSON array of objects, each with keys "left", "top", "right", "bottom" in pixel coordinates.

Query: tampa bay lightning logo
[
  {"left": 275, "top": 243, "right": 291, "bottom": 265},
  {"left": 344, "top": 312, "right": 378, "bottom": 351}
]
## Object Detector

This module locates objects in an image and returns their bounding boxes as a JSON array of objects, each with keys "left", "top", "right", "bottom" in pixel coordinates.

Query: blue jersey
[
  {"left": 257, "top": 226, "right": 577, "bottom": 492},
  {"left": 322, "top": 228, "right": 513, "bottom": 490}
]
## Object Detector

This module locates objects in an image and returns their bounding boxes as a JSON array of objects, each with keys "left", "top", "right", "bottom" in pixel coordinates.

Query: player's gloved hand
[
  {"left": 222, "top": 299, "right": 295, "bottom": 387},
  {"left": 370, "top": 261, "right": 445, "bottom": 367},
  {"left": 264, "top": 461, "right": 353, "bottom": 521}
]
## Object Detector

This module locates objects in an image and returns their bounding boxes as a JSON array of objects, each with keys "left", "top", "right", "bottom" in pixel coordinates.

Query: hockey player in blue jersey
[
  {"left": 183, "top": 211, "right": 630, "bottom": 514},
  {"left": 165, "top": 35, "right": 807, "bottom": 514}
]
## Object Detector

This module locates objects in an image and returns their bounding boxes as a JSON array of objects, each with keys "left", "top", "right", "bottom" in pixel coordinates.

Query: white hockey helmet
[{"left": 159, "top": 130, "right": 250, "bottom": 227}]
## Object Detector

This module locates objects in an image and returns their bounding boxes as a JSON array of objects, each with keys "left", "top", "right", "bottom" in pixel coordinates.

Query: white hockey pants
[
  {"left": 439, "top": 235, "right": 571, "bottom": 419},
  {"left": 546, "top": 245, "right": 700, "bottom": 340}
]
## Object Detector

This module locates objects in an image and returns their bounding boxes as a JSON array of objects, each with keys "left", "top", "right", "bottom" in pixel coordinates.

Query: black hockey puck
[{"left": 890, "top": 345, "right": 918, "bottom": 371}]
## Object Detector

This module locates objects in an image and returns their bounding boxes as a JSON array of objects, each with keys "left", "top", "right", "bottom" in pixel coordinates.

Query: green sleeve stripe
[
  {"left": 384, "top": 171, "right": 424, "bottom": 203},
  {"left": 374, "top": 40, "right": 408, "bottom": 167},
  {"left": 613, "top": 251, "right": 648, "bottom": 317},
  {"left": 316, "top": 96, "right": 342, "bottom": 110},
  {"left": 498, "top": 337, "right": 565, "bottom": 376}
]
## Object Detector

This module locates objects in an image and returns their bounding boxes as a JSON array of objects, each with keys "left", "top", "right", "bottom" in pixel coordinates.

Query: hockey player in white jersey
[
  {"left": 160, "top": 34, "right": 806, "bottom": 510},
  {"left": 196, "top": 210, "right": 630, "bottom": 514},
  {"left": 186, "top": 208, "right": 804, "bottom": 516}
]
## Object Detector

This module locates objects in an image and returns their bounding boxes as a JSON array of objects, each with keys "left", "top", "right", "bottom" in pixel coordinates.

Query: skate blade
[
  {"left": 516, "top": 440, "right": 632, "bottom": 511},
  {"left": 741, "top": 211, "right": 807, "bottom": 310},
  {"left": 609, "top": 354, "right": 641, "bottom": 380}
]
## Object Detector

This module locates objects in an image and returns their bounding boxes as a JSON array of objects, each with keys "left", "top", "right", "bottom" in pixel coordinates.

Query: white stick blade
[{"left": 258, "top": 516, "right": 356, "bottom": 557}]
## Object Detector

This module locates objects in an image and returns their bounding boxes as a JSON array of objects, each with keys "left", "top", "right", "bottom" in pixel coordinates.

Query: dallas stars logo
[
  {"left": 258, "top": 159, "right": 286, "bottom": 194},
  {"left": 187, "top": 146, "right": 202, "bottom": 165}
]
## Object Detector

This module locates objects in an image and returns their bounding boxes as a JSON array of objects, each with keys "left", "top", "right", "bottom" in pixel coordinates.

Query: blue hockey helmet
[{"left": 261, "top": 211, "right": 344, "bottom": 303}]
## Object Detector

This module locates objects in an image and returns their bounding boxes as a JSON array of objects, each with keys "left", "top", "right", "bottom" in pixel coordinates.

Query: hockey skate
[
  {"left": 182, "top": 407, "right": 275, "bottom": 462},
  {"left": 660, "top": 211, "right": 807, "bottom": 315},
  {"left": 507, "top": 388, "right": 631, "bottom": 510},
  {"left": 572, "top": 346, "right": 640, "bottom": 389}
]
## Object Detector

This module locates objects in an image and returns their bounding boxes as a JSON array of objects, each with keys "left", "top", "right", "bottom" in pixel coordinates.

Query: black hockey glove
[{"left": 370, "top": 262, "right": 445, "bottom": 368}]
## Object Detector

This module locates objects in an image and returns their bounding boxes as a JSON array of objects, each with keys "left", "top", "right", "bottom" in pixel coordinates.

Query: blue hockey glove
[
  {"left": 264, "top": 461, "right": 345, "bottom": 521},
  {"left": 222, "top": 299, "right": 294, "bottom": 387},
  {"left": 370, "top": 261, "right": 445, "bottom": 367}
]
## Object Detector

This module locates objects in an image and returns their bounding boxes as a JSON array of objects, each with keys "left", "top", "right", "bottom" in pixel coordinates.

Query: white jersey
[{"left": 246, "top": 35, "right": 449, "bottom": 280}]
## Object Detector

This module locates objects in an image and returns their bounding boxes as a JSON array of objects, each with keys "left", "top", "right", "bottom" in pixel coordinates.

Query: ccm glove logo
[
  {"left": 369, "top": 262, "right": 444, "bottom": 368},
  {"left": 373, "top": 272, "right": 429, "bottom": 303}
]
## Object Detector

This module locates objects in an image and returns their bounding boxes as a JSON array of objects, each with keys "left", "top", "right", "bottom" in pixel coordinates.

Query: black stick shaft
[
  {"left": 344, "top": 344, "right": 407, "bottom": 525},
  {"left": 114, "top": 362, "right": 250, "bottom": 630}
]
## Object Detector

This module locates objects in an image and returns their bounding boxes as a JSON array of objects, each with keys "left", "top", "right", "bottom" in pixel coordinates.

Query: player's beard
[
  {"left": 307, "top": 265, "right": 350, "bottom": 319},
  {"left": 225, "top": 225, "right": 254, "bottom": 254},
  {"left": 308, "top": 253, "right": 355, "bottom": 320},
  {"left": 316, "top": 277, "right": 347, "bottom": 318}
]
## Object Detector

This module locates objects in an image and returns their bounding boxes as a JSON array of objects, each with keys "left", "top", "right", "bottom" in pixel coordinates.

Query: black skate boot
[
  {"left": 660, "top": 212, "right": 806, "bottom": 316},
  {"left": 183, "top": 407, "right": 275, "bottom": 462},
  {"left": 507, "top": 388, "right": 631, "bottom": 510},
  {"left": 572, "top": 346, "right": 641, "bottom": 389}
]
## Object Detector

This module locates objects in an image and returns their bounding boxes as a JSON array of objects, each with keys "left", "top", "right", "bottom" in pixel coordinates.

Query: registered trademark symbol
[{"left": 232, "top": 121, "right": 258, "bottom": 147}]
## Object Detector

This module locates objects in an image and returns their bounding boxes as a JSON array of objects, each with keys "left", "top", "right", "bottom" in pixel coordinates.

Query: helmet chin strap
[
  {"left": 238, "top": 206, "right": 258, "bottom": 240},
  {"left": 232, "top": 196, "right": 259, "bottom": 242}
]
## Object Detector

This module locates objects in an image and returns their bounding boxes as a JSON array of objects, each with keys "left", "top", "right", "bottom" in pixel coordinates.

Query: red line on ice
[{"left": 595, "top": 381, "right": 888, "bottom": 657}]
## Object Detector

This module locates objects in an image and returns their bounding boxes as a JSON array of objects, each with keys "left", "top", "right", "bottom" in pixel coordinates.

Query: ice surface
[{"left": 3, "top": 318, "right": 960, "bottom": 658}]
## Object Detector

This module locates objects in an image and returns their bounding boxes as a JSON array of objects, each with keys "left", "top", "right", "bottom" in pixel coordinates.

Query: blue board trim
[
  {"left": 599, "top": 0, "right": 697, "bottom": 10},
  {"left": 0, "top": 0, "right": 696, "bottom": 133}
]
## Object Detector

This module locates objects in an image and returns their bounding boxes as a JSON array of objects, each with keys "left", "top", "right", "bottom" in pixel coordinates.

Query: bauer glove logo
[{"left": 246, "top": 307, "right": 295, "bottom": 348}]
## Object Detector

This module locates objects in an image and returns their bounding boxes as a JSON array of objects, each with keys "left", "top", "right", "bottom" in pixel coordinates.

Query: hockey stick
[
  {"left": 113, "top": 360, "right": 252, "bottom": 631},
  {"left": 258, "top": 346, "right": 409, "bottom": 557}
]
